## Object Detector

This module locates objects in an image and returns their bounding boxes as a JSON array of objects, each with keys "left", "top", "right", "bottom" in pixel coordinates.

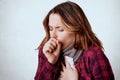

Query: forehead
[{"left": 49, "top": 13, "right": 63, "bottom": 27}]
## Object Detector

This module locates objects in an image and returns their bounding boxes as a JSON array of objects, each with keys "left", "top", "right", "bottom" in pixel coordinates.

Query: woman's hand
[
  {"left": 43, "top": 38, "right": 61, "bottom": 64},
  {"left": 58, "top": 60, "right": 79, "bottom": 80}
]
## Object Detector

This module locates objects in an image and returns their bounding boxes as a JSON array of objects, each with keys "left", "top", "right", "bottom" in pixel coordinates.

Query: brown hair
[{"left": 38, "top": 1, "right": 103, "bottom": 50}]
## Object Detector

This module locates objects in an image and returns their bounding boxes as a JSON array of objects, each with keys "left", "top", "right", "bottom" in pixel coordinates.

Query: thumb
[
  {"left": 57, "top": 40, "right": 61, "bottom": 50},
  {"left": 54, "top": 40, "right": 61, "bottom": 56},
  {"left": 72, "top": 65, "right": 77, "bottom": 71}
]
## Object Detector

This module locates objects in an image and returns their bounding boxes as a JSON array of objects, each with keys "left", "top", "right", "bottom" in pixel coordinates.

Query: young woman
[{"left": 34, "top": 1, "right": 114, "bottom": 80}]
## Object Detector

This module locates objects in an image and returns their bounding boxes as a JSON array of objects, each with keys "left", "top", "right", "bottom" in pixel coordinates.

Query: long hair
[{"left": 38, "top": 1, "right": 103, "bottom": 50}]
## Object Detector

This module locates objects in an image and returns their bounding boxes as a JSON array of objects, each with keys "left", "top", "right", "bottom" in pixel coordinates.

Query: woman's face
[{"left": 48, "top": 13, "right": 74, "bottom": 49}]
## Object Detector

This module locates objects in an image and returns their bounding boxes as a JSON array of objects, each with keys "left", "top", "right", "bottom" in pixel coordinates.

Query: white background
[{"left": 0, "top": 0, "right": 120, "bottom": 80}]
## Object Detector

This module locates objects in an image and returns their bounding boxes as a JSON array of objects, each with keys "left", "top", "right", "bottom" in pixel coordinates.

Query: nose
[{"left": 50, "top": 30, "right": 57, "bottom": 38}]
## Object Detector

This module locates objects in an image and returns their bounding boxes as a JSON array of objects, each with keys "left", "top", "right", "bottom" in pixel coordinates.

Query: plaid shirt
[{"left": 34, "top": 45, "right": 114, "bottom": 80}]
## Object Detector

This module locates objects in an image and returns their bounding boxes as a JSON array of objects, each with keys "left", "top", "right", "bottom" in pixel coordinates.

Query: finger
[
  {"left": 50, "top": 38, "right": 57, "bottom": 42},
  {"left": 43, "top": 46, "right": 53, "bottom": 58},
  {"left": 57, "top": 77, "right": 63, "bottom": 80},
  {"left": 43, "top": 51, "right": 51, "bottom": 59},
  {"left": 45, "top": 52, "right": 56, "bottom": 64},
  {"left": 61, "top": 62, "right": 66, "bottom": 70},
  {"left": 72, "top": 65, "right": 77, "bottom": 71},
  {"left": 48, "top": 43, "right": 55, "bottom": 52},
  {"left": 54, "top": 40, "right": 62, "bottom": 56},
  {"left": 50, "top": 41, "right": 57, "bottom": 49},
  {"left": 60, "top": 71, "right": 64, "bottom": 77},
  {"left": 43, "top": 42, "right": 52, "bottom": 52},
  {"left": 50, "top": 38, "right": 57, "bottom": 47},
  {"left": 44, "top": 42, "right": 55, "bottom": 53},
  {"left": 72, "top": 65, "right": 76, "bottom": 69},
  {"left": 46, "top": 41, "right": 55, "bottom": 51},
  {"left": 46, "top": 38, "right": 57, "bottom": 50},
  {"left": 57, "top": 40, "right": 61, "bottom": 51},
  {"left": 58, "top": 74, "right": 64, "bottom": 80},
  {"left": 64, "top": 56, "right": 71, "bottom": 68},
  {"left": 65, "top": 61, "right": 72, "bottom": 69},
  {"left": 44, "top": 46, "right": 52, "bottom": 53}
]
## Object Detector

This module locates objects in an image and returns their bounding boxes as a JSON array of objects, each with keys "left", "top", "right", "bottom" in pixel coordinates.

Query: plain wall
[{"left": 0, "top": 0, "right": 120, "bottom": 80}]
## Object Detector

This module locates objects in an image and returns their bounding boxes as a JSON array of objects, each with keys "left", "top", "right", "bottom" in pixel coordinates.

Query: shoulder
[
  {"left": 80, "top": 45, "right": 109, "bottom": 66},
  {"left": 75, "top": 45, "right": 104, "bottom": 72},
  {"left": 77, "top": 45, "right": 107, "bottom": 65},
  {"left": 82, "top": 45, "right": 104, "bottom": 59}
]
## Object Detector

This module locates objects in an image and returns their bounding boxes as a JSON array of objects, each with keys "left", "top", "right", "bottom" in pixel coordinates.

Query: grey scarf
[{"left": 62, "top": 45, "right": 82, "bottom": 63}]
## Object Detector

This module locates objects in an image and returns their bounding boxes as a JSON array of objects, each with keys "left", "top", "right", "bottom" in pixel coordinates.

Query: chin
[
  {"left": 61, "top": 45, "right": 65, "bottom": 50},
  {"left": 61, "top": 47, "right": 64, "bottom": 50},
  {"left": 61, "top": 45, "right": 68, "bottom": 50}
]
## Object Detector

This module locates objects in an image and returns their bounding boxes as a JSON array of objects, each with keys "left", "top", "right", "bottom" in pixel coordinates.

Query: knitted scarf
[{"left": 62, "top": 45, "right": 82, "bottom": 63}]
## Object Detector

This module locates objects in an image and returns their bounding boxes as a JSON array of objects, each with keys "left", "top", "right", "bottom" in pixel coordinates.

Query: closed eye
[{"left": 58, "top": 29, "right": 64, "bottom": 32}]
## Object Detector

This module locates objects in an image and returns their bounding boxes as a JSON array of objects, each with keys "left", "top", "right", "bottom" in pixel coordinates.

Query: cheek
[
  {"left": 57, "top": 37, "right": 65, "bottom": 43},
  {"left": 57, "top": 33, "right": 74, "bottom": 48},
  {"left": 57, "top": 37, "right": 66, "bottom": 49},
  {"left": 56, "top": 35, "right": 66, "bottom": 45},
  {"left": 56, "top": 32, "right": 72, "bottom": 41}
]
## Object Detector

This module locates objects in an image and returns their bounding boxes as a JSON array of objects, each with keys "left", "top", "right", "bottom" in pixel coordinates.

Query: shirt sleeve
[
  {"left": 90, "top": 49, "right": 115, "bottom": 80},
  {"left": 34, "top": 49, "right": 59, "bottom": 80}
]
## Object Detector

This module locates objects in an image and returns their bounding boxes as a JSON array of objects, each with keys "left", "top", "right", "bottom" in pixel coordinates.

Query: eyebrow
[{"left": 49, "top": 25, "right": 62, "bottom": 29}]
